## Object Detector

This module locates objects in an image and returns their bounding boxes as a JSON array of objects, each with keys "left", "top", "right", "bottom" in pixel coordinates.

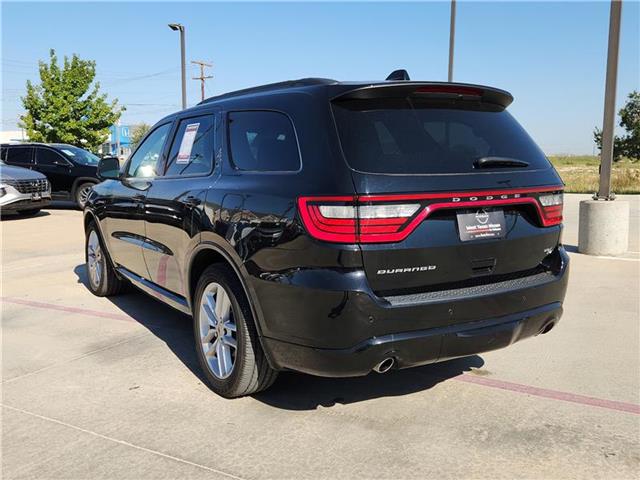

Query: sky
[{"left": 1, "top": 1, "right": 639, "bottom": 154}]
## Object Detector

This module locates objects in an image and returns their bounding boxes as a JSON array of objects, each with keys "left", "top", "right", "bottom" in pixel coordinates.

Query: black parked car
[
  {"left": 0, "top": 143, "right": 101, "bottom": 208},
  {"left": 83, "top": 75, "right": 569, "bottom": 398}
]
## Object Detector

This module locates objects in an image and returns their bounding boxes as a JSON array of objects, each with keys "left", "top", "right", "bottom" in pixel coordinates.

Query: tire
[
  {"left": 75, "top": 182, "right": 95, "bottom": 209},
  {"left": 17, "top": 209, "right": 40, "bottom": 216},
  {"left": 193, "top": 264, "right": 278, "bottom": 398},
  {"left": 85, "top": 222, "right": 124, "bottom": 297}
]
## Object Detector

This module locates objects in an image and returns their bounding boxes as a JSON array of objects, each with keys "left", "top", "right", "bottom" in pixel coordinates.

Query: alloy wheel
[
  {"left": 78, "top": 186, "right": 91, "bottom": 207},
  {"left": 87, "top": 230, "right": 103, "bottom": 288},
  {"left": 198, "top": 282, "right": 238, "bottom": 379}
]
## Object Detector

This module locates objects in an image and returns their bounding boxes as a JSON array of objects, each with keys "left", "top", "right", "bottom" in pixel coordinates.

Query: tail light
[
  {"left": 298, "top": 196, "right": 423, "bottom": 243},
  {"left": 538, "top": 193, "right": 563, "bottom": 226},
  {"left": 298, "top": 187, "right": 564, "bottom": 244}
]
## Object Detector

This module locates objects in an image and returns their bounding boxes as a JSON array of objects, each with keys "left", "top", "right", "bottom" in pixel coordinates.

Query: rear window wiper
[{"left": 474, "top": 157, "right": 530, "bottom": 169}]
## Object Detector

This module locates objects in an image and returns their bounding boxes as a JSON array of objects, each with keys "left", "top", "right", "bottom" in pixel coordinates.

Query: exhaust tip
[
  {"left": 373, "top": 357, "right": 395, "bottom": 374},
  {"left": 539, "top": 321, "right": 555, "bottom": 335}
]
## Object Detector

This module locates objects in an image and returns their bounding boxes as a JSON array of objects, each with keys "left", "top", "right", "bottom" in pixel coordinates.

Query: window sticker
[
  {"left": 177, "top": 123, "right": 200, "bottom": 164},
  {"left": 61, "top": 149, "right": 75, "bottom": 156}
]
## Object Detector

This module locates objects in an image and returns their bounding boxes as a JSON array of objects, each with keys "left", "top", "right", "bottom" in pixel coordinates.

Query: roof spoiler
[{"left": 332, "top": 82, "right": 514, "bottom": 108}]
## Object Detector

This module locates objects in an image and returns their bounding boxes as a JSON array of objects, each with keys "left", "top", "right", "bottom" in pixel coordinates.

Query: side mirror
[
  {"left": 97, "top": 156, "right": 121, "bottom": 180},
  {"left": 54, "top": 159, "right": 70, "bottom": 167}
]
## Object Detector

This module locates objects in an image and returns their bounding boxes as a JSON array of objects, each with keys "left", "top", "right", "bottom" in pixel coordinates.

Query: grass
[{"left": 548, "top": 155, "right": 640, "bottom": 194}]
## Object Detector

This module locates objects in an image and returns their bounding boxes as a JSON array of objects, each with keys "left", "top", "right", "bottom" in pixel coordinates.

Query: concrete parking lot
[{"left": 1, "top": 194, "right": 639, "bottom": 479}]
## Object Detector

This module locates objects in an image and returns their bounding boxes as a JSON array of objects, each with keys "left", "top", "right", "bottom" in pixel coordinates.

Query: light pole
[
  {"left": 597, "top": 0, "right": 622, "bottom": 200},
  {"left": 168, "top": 23, "right": 187, "bottom": 109},
  {"left": 448, "top": 0, "right": 456, "bottom": 82},
  {"left": 578, "top": 0, "right": 629, "bottom": 256}
]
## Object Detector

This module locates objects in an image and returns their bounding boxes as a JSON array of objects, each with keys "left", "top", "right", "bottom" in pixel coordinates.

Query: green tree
[
  {"left": 594, "top": 90, "right": 640, "bottom": 162},
  {"left": 130, "top": 123, "right": 151, "bottom": 149},
  {"left": 20, "top": 49, "right": 124, "bottom": 152}
]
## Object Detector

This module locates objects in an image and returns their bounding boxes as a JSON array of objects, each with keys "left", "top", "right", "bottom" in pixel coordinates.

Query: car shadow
[
  {"left": 48, "top": 199, "right": 80, "bottom": 210},
  {"left": 563, "top": 244, "right": 579, "bottom": 253},
  {"left": 255, "top": 356, "right": 484, "bottom": 410},
  {"left": 0, "top": 199, "right": 77, "bottom": 220},
  {"left": 0, "top": 210, "right": 51, "bottom": 221},
  {"left": 74, "top": 264, "right": 484, "bottom": 409},
  {"left": 73, "top": 264, "right": 205, "bottom": 382}
]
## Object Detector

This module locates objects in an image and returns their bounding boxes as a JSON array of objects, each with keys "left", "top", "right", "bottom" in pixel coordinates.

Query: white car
[{"left": 0, "top": 160, "right": 51, "bottom": 216}]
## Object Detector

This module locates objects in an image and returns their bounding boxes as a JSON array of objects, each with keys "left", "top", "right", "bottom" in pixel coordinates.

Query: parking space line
[
  {"left": 591, "top": 256, "right": 639, "bottom": 262},
  {"left": 2, "top": 404, "right": 248, "bottom": 480},
  {"left": 6, "top": 296, "right": 640, "bottom": 416},
  {"left": 2, "top": 296, "right": 186, "bottom": 332},
  {"left": 2, "top": 297, "right": 135, "bottom": 322},
  {"left": 455, "top": 374, "right": 640, "bottom": 415},
  {"left": 566, "top": 252, "right": 640, "bottom": 262}
]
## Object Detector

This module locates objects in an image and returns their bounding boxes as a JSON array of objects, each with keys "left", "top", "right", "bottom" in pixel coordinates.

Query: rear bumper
[
  {"left": 264, "top": 302, "right": 562, "bottom": 377},
  {"left": 253, "top": 248, "right": 569, "bottom": 377}
]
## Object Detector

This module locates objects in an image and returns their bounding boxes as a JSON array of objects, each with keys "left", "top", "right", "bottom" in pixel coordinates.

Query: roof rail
[{"left": 198, "top": 77, "right": 337, "bottom": 104}]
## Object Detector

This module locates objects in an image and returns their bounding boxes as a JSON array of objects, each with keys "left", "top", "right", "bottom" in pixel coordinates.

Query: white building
[{"left": 0, "top": 130, "right": 29, "bottom": 143}]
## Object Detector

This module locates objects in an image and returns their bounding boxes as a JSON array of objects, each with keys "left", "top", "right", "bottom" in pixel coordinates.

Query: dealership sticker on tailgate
[{"left": 456, "top": 208, "right": 506, "bottom": 242}]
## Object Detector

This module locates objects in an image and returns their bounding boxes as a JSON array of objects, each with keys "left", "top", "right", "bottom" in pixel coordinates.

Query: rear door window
[
  {"left": 164, "top": 114, "right": 215, "bottom": 176},
  {"left": 5, "top": 146, "right": 34, "bottom": 166},
  {"left": 332, "top": 98, "right": 551, "bottom": 174},
  {"left": 228, "top": 111, "right": 300, "bottom": 172}
]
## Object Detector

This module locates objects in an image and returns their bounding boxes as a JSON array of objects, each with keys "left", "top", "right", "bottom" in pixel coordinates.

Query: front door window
[{"left": 125, "top": 124, "right": 171, "bottom": 178}]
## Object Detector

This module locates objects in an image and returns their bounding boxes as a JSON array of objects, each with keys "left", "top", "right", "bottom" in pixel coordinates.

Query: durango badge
[{"left": 377, "top": 266, "right": 437, "bottom": 275}]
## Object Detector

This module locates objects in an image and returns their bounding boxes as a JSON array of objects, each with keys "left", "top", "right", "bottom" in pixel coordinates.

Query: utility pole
[
  {"left": 115, "top": 122, "right": 120, "bottom": 160},
  {"left": 597, "top": 0, "right": 622, "bottom": 200},
  {"left": 191, "top": 60, "right": 213, "bottom": 102},
  {"left": 168, "top": 23, "right": 187, "bottom": 109},
  {"left": 448, "top": 0, "right": 456, "bottom": 82}
]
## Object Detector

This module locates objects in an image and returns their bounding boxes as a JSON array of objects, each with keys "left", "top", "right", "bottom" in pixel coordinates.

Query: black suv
[
  {"left": 0, "top": 143, "right": 100, "bottom": 208},
  {"left": 84, "top": 77, "right": 569, "bottom": 398}
]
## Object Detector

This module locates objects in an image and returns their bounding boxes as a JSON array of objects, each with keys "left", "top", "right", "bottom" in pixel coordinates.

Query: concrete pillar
[{"left": 578, "top": 200, "right": 629, "bottom": 256}]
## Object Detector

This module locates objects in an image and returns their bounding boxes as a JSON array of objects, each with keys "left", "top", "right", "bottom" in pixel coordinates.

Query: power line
[
  {"left": 101, "top": 67, "right": 180, "bottom": 85},
  {"left": 1, "top": 58, "right": 178, "bottom": 78},
  {"left": 191, "top": 60, "right": 213, "bottom": 102}
]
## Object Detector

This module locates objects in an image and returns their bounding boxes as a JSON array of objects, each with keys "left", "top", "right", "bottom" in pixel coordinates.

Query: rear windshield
[{"left": 331, "top": 98, "right": 551, "bottom": 174}]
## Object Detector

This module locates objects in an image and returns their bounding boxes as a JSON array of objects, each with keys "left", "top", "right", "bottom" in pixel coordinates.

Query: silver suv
[{"left": 0, "top": 160, "right": 51, "bottom": 216}]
